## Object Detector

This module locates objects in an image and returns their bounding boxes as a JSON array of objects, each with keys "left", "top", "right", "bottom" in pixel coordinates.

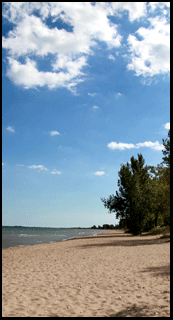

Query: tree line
[
  {"left": 101, "top": 130, "right": 170, "bottom": 235},
  {"left": 91, "top": 224, "right": 120, "bottom": 229}
]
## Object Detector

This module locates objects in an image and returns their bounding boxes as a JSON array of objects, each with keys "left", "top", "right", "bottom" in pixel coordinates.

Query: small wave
[{"left": 18, "top": 234, "right": 39, "bottom": 237}]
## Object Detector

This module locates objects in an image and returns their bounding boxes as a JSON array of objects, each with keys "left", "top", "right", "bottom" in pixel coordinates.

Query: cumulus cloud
[
  {"left": 28, "top": 165, "right": 48, "bottom": 171},
  {"left": 108, "top": 140, "right": 163, "bottom": 151},
  {"left": 148, "top": 2, "right": 170, "bottom": 13},
  {"left": 2, "top": 2, "right": 122, "bottom": 92},
  {"left": 108, "top": 142, "right": 137, "bottom": 150},
  {"left": 136, "top": 141, "right": 163, "bottom": 151},
  {"left": 2, "top": 163, "right": 4, "bottom": 166},
  {"left": 127, "top": 16, "right": 170, "bottom": 77},
  {"left": 6, "top": 57, "right": 84, "bottom": 91},
  {"left": 163, "top": 122, "right": 170, "bottom": 130},
  {"left": 50, "top": 130, "right": 60, "bottom": 136},
  {"left": 6, "top": 126, "right": 15, "bottom": 132},
  {"left": 2, "top": 2, "right": 170, "bottom": 91},
  {"left": 94, "top": 171, "right": 105, "bottom": 176},
  {"left": 110, "top": 2, "right": 147, "bottom": 22}
]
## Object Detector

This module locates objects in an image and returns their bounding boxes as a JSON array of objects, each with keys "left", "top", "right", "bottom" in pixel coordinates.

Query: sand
[{"left": 2, "top": 230, "right": 170, "bottom": 317}]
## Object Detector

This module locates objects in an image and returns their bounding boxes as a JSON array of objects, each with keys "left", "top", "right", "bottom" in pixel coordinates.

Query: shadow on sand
[
  {"left": 67, "top": 232, "right": 132, "bottom": 241},
  {"left": 77, "top": 236, "right": 169, "bottom": 249},
  {"left": 141, "top": 264, "right": 170, "bottom": 278},
  {"left": 108, "top": 303, "right": 164, "bottom": 317}
]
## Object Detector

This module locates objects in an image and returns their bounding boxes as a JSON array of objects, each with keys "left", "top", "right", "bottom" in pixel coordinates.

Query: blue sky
[{"left": 2, "top": 2, "right": 170, "bottom": 228}]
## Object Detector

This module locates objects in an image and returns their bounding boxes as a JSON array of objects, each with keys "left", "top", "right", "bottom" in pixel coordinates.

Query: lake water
[{"left": 2, "top": 226, "right": 106, "bottom": 249}]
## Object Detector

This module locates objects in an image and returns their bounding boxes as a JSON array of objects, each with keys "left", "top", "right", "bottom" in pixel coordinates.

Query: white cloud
[
  {"left": 116, "top": 92, "right": 123, "bottom": 99},
  {"left": 163, "top": 122, "right": 170, "bottom": 130},
  {"left": 110, "top": 2, "right": 147, "bottom": 22},
  {"left": 148, "top": 2, "right": 170, "bottom": 13},
  {"left": 136, "top": 141, "right": 163, "bottom": 151},
  {"left": 108, "top": 54, "right": 115, "bottom": 61},
  {"left": 127, "top": 16, "right": 170, "bottom": 77},
  {"left": 88, "top": 93, "right": 97, "bottom": 97},
  {"left": 6, "top": 57, "right": 84, "bottom": 91},
  {"left": 92, "top": 105, "right": 100, "bottom": 110},
  {"left": 50, "top": 130, "right": 60, "bottom": 136},
  {"left": 108, "top": 140, "right": 163, "bottom": 151},
  {"left": 50, "top": 170, "right": 62, "bottom": 175},
  {"left": 2, "top": 2, "right": 122, "bottom": 92},
  {"left": 28, "top": 165, "right": 48, "bottom": 171},
  {"left": 2, "top": 2, "right": 170, "bottom": 91},
  {"left": 108, "top": 142, "right": 137, "bottom": 150},
  {"left": 2, "top": 163, "right": 4, "bottom": 166},
  {"left": 6, "top": 126, "right": 15, "bottom": 132},
  {"left": 52, "top": 54, "right": 87, "bottom": 75},
  {"left": 94, "top": 171, "right": 105, "bottom": 176}
]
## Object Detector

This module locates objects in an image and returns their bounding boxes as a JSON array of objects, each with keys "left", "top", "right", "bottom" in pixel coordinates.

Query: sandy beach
[{"left": 2, "top": 230, "right": 170, "bottom": 317}]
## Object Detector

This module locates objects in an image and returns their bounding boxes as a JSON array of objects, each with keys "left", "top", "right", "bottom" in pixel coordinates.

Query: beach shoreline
[
  {"left": 2, "top": 230, "right": 170, "bottom": 317},
  {"left": 2, "top": 226, "right": 108, "bottom": 250}
]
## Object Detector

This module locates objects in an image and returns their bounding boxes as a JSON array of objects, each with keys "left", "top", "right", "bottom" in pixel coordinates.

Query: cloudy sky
[{"left": 2, "top": 2, "right": 170, "bottom": 227}]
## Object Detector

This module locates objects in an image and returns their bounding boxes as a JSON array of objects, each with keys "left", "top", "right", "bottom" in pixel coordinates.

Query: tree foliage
[
  {"left": 162, "top": 129, "right": 170, "bottom": 168},
  {"left": 101, "top": 131, "right": 170, "bottom": 235}
]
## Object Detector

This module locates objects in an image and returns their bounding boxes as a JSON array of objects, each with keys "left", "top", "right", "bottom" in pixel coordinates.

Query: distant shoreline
[{"left": 2, "top": 225, "right": 95, "bottom": 229}]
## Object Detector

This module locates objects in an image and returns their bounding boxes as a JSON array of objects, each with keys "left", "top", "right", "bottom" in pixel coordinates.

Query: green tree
[
  {"left": 101, "top": 154, "right": 151, "bottom": 235},
  {"left": 160, "top": 129, "right": 170, "bottom": 225},
  {"left": 101, "top": 131, "right": 170, "bottom": 234},
  {"left": 147, "top": 163, "right": 170, "bottom": 227},
  {"left": 145, "top": 130, "right": 170, "bottom": 227},
  {"left": 147, "top": 165, "right": 165, "bottom": 227},
  {"left": 162, "top": 129, "right": 170, "bottom": 168}
]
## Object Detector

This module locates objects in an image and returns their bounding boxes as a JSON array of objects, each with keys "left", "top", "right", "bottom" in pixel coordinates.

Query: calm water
[{"left": 2, "top": 226, "right": 106, "bottom": 249}]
